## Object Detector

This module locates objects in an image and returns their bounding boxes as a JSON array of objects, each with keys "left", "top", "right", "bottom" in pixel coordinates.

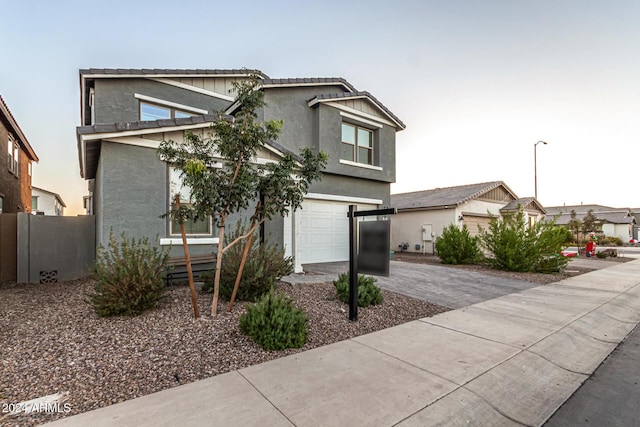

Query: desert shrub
[
  {"left": 481, "top": 208, "right": 569, "bottom": 273},
  {"left": 595, "top": 251, "right": 608, "bottom": 258},
  {"left": 88, "top": 231, "right": 169, "bottom": 317},
  {"left": 434, "top": 224, "right": 482, "bottom": 265},
  {"left": 201, "top": 222, "right": 293, "bottom": 301},
  {"left": 599, "top": 236, "right": 623, "bottom": 246},
  {"left": 239, "top": 288, "right": 307, "bottom": 351},
  {"left": 333, "top": 273, "right": 383, "bottom": 307}
]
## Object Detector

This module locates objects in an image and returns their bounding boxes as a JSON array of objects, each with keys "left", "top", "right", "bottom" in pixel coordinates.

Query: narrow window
[
  {"left": 169, "top": 167, "right": 212, "bottom": 235},
  {"left": 7, "top": 138, "right": 13, "bottom": 171},
  {"left": 32, "top": 196, "right": 38, "bottom": 210}
]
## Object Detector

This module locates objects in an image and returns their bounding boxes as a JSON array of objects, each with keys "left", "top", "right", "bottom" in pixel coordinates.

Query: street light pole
[{"left": 534, "top": 140, "right": 547, "bottom": 199}]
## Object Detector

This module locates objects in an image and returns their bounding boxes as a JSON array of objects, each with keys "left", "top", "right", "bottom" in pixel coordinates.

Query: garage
[
  {"left": 462, "top": 213, "right": 492, "bottom": 236},
  {"left": 289, "top": 197, "right": 378, "bottom": 270}
]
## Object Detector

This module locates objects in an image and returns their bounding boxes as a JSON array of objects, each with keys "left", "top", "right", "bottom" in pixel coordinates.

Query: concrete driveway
[{"left": 294, "top": 260, "right": 540, "bottom": 309}]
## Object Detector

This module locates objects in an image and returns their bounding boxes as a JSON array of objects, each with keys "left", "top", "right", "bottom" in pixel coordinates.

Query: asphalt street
[{"left": 545, "top": 322, "right": 640, "bottom": 427}]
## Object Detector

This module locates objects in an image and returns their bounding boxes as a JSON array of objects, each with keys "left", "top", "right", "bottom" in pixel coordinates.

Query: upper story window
[
  {"left": 140, "top": 102, "right": 195, "bottom": 121},
  {"left": 32, "top": 196, "right": 38, "bottom": 210},
  {"left": 7, "top": 137, "right": 18, "bottom": 176},
  {"left": 341, "top": 123, "right": 373, "bottom": 166},
  {"left": 169, "top": 167, "right": 212, "bottom": 236}
]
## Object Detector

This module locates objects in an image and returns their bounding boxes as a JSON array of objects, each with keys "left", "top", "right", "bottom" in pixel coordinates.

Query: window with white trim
[
  {"left": 169, "top": 167, "right": 212, "bottom": 235},
  {"left": 341, "top": 123, "right": 373, "bottom": 165},
  {"left": 7, "top": 137, "right": 18, "bottom": 176},
  {"left": 140, "top": 101, "right": 195, "bottom": 121}
]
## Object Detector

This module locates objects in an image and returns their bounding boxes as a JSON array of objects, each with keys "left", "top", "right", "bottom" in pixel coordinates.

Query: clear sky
[{"left": 2, "top": 0, "right": 638, "bottom": 215}]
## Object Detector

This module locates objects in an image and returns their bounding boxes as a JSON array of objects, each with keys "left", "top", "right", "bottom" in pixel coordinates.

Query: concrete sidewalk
[{"left": 47, "top": 259, "right": 640, "bottom": 427}]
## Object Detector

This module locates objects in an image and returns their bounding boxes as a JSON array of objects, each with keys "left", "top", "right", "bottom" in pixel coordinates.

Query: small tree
[
  {"left": 434, "top": 223, "right": 482, "bottom": 265},
  {"left": 158, "top": 74, "right": 327, "bottom": 316},
  {"left": 567, "top": 209, "right": 582, "bottom": 247},
  {"left": 481, "top": 207, "right": 569, "bottom": 273},
  {"left": 582, "top": 209, "right": 598, "bottom": 239}
]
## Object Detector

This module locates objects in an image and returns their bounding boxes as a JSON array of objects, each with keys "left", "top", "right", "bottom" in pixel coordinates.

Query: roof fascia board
[
  {"left": 310, "top": 99, "right": 399, "bottom": 128},
  {"left": 262, "top": 81, "right": 353, "bottom": 92},
  {"left": 0, "top": 100, "right": 39, "bottom": 161}
]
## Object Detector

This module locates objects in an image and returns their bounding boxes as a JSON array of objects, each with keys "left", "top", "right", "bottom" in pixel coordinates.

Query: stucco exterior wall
[
  {"left": 93, "top": 79, "right": 232, "bottom": 125},
  {"left": 391, "top": 209, "right": 457, "bottom": 254},
  {"left": 17, "top": 213, "right": 95, "bottom": 283},
  {"left": 602, "top": 223, "right": 632, "bottom": 242},
  {"left": 96, "top": 142, "right": 218, "bottom": 257}
]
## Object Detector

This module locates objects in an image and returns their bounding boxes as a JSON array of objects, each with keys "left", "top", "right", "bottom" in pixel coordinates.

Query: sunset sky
[{"left": 2, "top": 0, "right": 638, "bottom": 215}]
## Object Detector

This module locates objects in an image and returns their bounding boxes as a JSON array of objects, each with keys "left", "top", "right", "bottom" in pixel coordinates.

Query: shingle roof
[
  {"left": 308, "top": 91, "right": 405, "bottom": 130},
  {"left": 79, "top": 68, "right": 269, "bottom": 78},
  {"left": 391, "top": 181, "right": 509, "bottom": 210},
  {"left": 500, "top": 197, "right": 546, "bottom": 214},
  {"left": 77, "top": 114, "right": 224, "bottom": 136},
  {"left": 553, "top": 211, "right": 636, "bottom": 225},
  {"left": 545, "top": 204, "right": 615, "bottom": 215},
  {"left": 0, "top": 95, "right": 38, "bottom": 162}
]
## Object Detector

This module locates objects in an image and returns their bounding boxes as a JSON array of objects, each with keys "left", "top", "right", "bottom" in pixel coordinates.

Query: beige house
[{"left": 390, "top": 181, "right": 545, "bottom": 254}]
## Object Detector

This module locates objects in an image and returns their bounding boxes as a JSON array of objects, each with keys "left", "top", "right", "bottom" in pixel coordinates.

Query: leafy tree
[
  {"left": 582, "top": 209, "right": 598, "bottom": 237},
  {"left": 481, "top": 207, "right": 569, "bottom": 273},
  {"left": 434, "top": 223, "right": 482, "bottom": 265},
  {"left": 158, "top": 74, "right": 327, "bottom": 316},
  {"left": 567, "top": 209, "right": 582, "bottom": 247}
]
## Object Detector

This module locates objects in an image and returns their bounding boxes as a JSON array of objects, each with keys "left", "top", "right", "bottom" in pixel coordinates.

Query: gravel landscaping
[{"left": 0, "top": 278, "right": 448, "bottom": 426}]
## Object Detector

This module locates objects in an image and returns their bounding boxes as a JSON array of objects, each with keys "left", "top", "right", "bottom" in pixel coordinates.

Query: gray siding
[
  {"left": 309, "top": 174, "right": 391, "bottom": 207},
  {"left": 263, "top": 87, "right": 396, "bottom": 185},
  {"left": 93, "top": 79, "right": 233, "bottom": 124},
  {"left": 96, "top": 143, "right": 213, "bottom": 257}
]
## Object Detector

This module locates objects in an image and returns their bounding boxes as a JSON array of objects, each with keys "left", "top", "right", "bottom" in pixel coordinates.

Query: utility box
[{"left": 422, "top": 224, "right": 433, "bottom": 241}]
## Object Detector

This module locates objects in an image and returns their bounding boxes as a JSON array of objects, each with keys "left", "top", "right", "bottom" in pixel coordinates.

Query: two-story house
[
  {"left": 31, "top": 186, "right": 66, "bottom": 216},
  {"left": 76, "top": 69, "right": 404, "bottom": 272},
  {"left": 0, "top": 96, "right": 39, "bottom": 214}
]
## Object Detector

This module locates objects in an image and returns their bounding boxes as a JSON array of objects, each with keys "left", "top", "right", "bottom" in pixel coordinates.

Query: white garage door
[{"left": 296, "top": 199, "right": 376, "bottom": 265}]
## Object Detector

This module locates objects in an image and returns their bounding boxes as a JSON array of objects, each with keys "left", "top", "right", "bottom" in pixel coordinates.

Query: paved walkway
[{"left": 46, "top": 259, "right": 640, "bottom": 426}]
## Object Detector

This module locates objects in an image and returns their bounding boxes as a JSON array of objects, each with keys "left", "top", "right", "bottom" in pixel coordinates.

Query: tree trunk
[
  {"left": 175, "top": 195, "right": 200, "bottom": 319},
  {"left": 211, "top": 220, "right": 225, "bottom": 317},
  {"left": 227, "top": 228, "right": 255, "bottom": 312}
]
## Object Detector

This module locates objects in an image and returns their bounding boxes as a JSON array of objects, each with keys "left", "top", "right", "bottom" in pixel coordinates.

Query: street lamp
[{"left": 534, "top": 140, "right": 547, "bottom": 199}]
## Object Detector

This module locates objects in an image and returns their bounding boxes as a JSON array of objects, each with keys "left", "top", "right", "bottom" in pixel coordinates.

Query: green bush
[
  {"left": 202, "top": 222, "right": 293, "bottom": 301},
  {"left": 87, "top": 231, "right": 169, "bottom": 317},
  {"left": 239, "top": 288, "right": 308, "bottom": 351},
  {"left": 481, "top": 208, "right": 569, "bottom": 273},
  {"left": 595, "top": 251, "right": 608, "bottom": 258},
  {"left": 435, "top": 224, "right": 482, "bottom": 265},
  {"left": 333, "top": 273, "right": 383, "bottom": 307}
]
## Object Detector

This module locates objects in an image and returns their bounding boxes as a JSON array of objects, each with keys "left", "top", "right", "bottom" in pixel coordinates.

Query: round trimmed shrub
[
  {"left": 333, "top": 273, "right": 383, "bottom": 307},
  {"left": 239, "top": 289, "right": 308, "bottom": 351}
]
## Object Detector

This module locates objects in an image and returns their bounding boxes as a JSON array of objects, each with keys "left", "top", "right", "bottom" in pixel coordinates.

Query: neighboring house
[
  {"left": 545, "top": 204, "right": 638, "bottom": 242},
  {"left": 390, "top": 181, "right": 545, "bottom": 254},
  {"left": 76, "top": 68, "right": 405, "bottom": 272},
  {"left": 0, "top": 96, "right": 39, "bottom": 214},
  {"left": 31, "top": 186, "right": 66, "bottom": 216}
]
